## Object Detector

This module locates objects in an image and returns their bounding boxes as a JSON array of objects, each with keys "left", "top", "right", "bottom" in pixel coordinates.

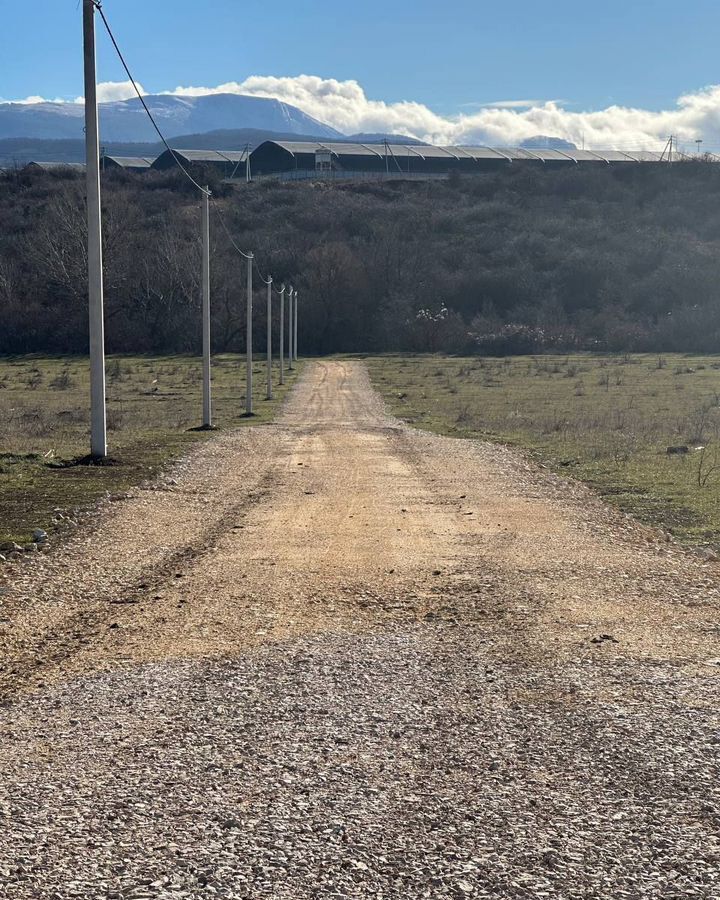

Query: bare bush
[{"left": 50, "top": 370, "right": 75, "bottom": 391}]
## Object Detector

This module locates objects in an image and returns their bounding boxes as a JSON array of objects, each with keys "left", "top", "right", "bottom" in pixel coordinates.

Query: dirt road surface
[{"left": 0, "top": 360, "right": 718, "bottom": 899}]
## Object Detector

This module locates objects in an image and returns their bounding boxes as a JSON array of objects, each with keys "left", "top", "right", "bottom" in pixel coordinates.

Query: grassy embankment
[
  {"left": 366, "top": 353, "right": 720, "bottom": 550},
  {"left": 0, "top": 354, "right": 299, "bottom": 544}
]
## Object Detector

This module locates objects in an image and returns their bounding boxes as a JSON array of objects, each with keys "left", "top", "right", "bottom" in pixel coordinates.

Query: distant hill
[
  {"left": 346, "top": 133, "right": 427, "bottom": 145},
  {"left": 4, "top": 161, "right": 720, "bottom": 360},
  {"left": 0, "top": 93, "right": 341, "bottom": 143},
  {"left": 0, "top": 137, "right": 153, "bottom": 167},
  {"left": 520, "top": 135, "right": 577, "bottom": 151},
  {"left": 0, "top": 121, "right": 582, "bottom": 169}
]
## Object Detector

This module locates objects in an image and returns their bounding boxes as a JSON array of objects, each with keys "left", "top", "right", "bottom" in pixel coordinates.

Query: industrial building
[
  {"left": 152, "top": 148, "right": 248, "bottom": 177},
  {"left": 15, "top": 142, "right": 698, "bottom": 182},
  {"left": 249, "top": 140, "right": 681, "bottom": 178},
  {"left": 102, "top": 155, "right": 155, "bottom": 172},
  {"left": 23, "top": 161, "right": 86, "bottom": 173}
]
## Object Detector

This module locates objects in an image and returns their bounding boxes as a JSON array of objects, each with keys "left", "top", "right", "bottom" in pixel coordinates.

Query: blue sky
[
  {"left": 3, "top": 0, "right": 719, "bottom": 111},
  {"left": 3, "top": 0, "right": 720, "bottom": 149}
]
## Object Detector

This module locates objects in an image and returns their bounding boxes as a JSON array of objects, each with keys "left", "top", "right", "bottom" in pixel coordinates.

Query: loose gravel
[
  {"left": 0, "top": 628, "right": 718, "bottom": 899},
  {"left": 0, "top": 360, "right": 718, "bottom": 898}
]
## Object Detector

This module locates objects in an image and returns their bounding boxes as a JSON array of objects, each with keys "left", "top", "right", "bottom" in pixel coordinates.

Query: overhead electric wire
[
  {"left": 210, "top": 197, "right": 253, "bottom": 259},
  {"left": 253, "top": 256, "right": 272, "bottom": 284},
  {"left": 93, "top": 1, "right": 210, "bottom": 196},
  {"left": 92, "top": 2, "right": 299, "bottom": 289}
]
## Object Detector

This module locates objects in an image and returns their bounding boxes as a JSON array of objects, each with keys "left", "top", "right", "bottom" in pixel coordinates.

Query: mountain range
[
  {"left": 519, "top": 135, "right": 576, "bottom": 150},
  {"left": 0, "top": 91, "right": 576, "bottom": 166},
  {"left": 0, "top": 92, "right": 342, "bottom": 142}
]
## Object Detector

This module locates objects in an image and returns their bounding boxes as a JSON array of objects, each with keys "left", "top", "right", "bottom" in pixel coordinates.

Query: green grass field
[
  {"left": 0, "top": 354, "right": 299, "bottom": 544},
  {"left": 366, "top": 353, "right": 720, "bottom": 550}
]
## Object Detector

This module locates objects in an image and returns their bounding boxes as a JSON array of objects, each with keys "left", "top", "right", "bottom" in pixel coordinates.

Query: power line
[
  {"left": 253, "top": 255, "right": 272, "bottom": 285},
  {"left": 77, "top": 1, "right": 302, "bottom": 452},
  {"left": 93, "top": 4, "right": 295, "bottom": 279},
  {"left": 210, "top": 197, "right": 253, "bottom": 259},
  {"left": 93, "top": 1, "right": 209, "bottom": 196},
  {"left": 211, "top": 199, "right": 282, "bottom": 287}
]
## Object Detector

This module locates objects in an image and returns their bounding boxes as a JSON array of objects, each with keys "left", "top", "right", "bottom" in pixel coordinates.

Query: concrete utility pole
[
  {"left": 83, "top": 0, "right": 107, "bottom": 458},
  {"left": 201, "top": 187, "right": 212, "bottom": 426},
  {"left": 293, "top": 290, "right": 298, "bottom": 361},
  {"left": 246, "top": 253, "right": 254, "bottom": 415},
  {"left": 287, "top": 287, "right": 294, "bottom": 371},
  {"left": 246, "top": 144, "right": 252, "bottom": 183},
  {"left": 279, "top": 285, "right": 285, "bottom": 385},
  {"left": 266, "top": 277, "right": 273, "bottom": 400}
]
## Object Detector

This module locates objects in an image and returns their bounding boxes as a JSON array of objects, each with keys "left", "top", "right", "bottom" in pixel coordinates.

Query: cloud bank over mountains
[
  {"left": 5, "top": 74, "right": 720, "bottom": 150},
  {"left": 7, "top": 81, "right": 147, "bottom": 106}
]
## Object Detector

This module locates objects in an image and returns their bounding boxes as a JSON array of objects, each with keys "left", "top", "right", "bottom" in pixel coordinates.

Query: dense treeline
[{"left": 2, "top": 162, "right": 720, "bottom": 356}]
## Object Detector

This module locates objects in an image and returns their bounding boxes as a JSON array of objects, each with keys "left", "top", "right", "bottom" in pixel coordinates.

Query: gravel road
[{"left": 0, "top": 360, "right": 718, "bottom": 899}]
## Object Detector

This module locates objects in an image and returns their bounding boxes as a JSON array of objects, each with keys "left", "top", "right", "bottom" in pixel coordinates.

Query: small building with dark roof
[
  {"left": 152, "top": 149, "right": 248, "bottom": 177},
  {"left": 102, "top": 155, "right": 155, "bottom": 172},
  {"left": 248, "top": 141, "right": 383, "bottom": 175},
  {"left": 23, "top": 161, "right": 86, "bottom": 173}
]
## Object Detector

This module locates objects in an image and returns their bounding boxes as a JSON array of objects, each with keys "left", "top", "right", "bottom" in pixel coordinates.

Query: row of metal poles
[
  {"left": 201, "top": 189, "right": 300, "bottom": 428},
  {"left": 83, "top": 0, "right": 301, "bottom": 458}
]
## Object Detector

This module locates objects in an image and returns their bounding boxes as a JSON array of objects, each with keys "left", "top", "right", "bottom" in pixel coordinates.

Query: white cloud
[
  {"left": 163, "top": 75, "right": 717, "bottom": 150},
  {"left": 0, "top": 94, "right": 69, "bottom": 105},
  {"left": 5, "top": 75, "right": 720, "bottom": 151},
  {"left": 1, "top": 81, "right": 143, "bottom": 106},
  {"left": 12, "top": 95, "right": 50, "bottom": 105},
  {"left": 465, "top": 100, "right": 554, "bottom": 110},
  {"left": 166, "top": 75, "right": 445, "bottom": 138},
  {"left": 73, "top": 80, "right": 145, "bottom": 104},
  {"left": 98, "top": 79, "right": 145, "bottom": 103}
]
